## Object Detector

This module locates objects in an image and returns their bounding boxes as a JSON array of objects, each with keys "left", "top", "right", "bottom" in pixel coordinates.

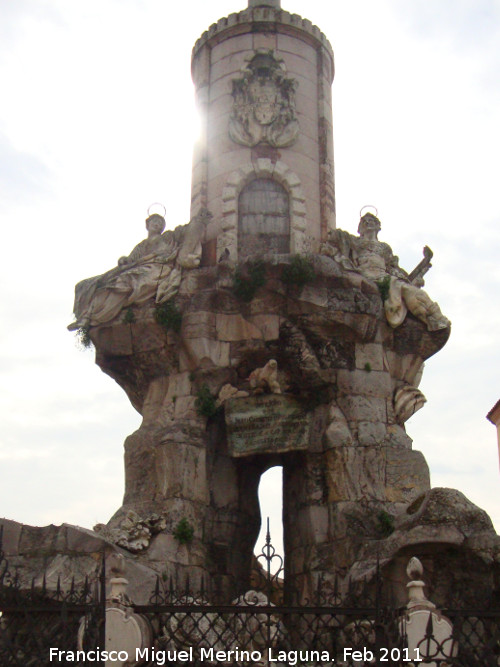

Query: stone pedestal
[{"left": 85, "top": 257, "right": 455, "bottom": 600}]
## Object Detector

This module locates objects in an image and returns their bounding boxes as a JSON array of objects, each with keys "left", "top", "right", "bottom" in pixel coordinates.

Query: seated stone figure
[
  {"left": 323, "top": 213, "right": 450, "bottom": 331},
  {"left": 68, "top": 213, "right": 181, "bottom": 330}
]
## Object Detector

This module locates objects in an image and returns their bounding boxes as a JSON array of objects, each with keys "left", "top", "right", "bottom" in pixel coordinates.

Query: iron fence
[
  {"left": 1, "top": 522, "right": 500, "bottom": 666},
  {"left": 0, "top": 526, "right": 106, "bottom": 666}
]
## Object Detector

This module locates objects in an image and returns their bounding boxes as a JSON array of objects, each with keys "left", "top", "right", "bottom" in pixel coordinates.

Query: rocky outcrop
[
  {"left": 348, "top": 488, "right": 500, "bottom": 608},
  {"left": 70, "top": 251, "right": 479, "bottom": 600},
  {"left": 0, "top": 518, "right": 158, "bottom": 604}
]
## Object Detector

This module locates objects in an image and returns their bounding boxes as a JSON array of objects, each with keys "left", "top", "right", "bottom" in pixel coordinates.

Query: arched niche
[
  {"left": 219, "top": 158, "right": 307, "bottom": 262},
  {"left": 238, "top": 178, "right": 290, "bottom": 260}
]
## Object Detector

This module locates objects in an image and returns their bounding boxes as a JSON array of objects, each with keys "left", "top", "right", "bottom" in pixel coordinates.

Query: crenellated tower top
[{"left": 248, "top": 0, "right": 281, "bottom": 7}]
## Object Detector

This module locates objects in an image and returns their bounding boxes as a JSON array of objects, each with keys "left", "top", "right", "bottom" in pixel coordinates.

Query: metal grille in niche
[{"left": 238, "top": 178, "right": 290, "bottom": 260}]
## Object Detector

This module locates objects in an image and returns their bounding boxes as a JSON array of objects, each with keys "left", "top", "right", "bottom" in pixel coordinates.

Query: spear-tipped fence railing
[{"left": 1, "top": 522, "right": 500, "bottom": 665}]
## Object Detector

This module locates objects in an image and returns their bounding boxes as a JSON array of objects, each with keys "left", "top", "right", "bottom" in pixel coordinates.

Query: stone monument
[{"left": 3, "top": 0, "right": 500, "bottom": 609}]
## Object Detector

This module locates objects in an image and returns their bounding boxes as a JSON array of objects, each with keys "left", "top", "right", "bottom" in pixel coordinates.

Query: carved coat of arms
[{"left": 229, "top": 51, "right": 299, "bottom": 148}]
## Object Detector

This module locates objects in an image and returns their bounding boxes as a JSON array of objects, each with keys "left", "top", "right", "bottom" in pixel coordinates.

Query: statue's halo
[
  {"left": 147, "top": 202, "right": 166, "bottom": 217},
  {"left": 359, "top": 204, "right": 378, "bottom": 218}
]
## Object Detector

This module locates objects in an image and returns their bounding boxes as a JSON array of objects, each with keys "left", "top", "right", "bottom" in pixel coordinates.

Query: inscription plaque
[{"left": 225, "top": 394, "right": 311, "bottom": 457}]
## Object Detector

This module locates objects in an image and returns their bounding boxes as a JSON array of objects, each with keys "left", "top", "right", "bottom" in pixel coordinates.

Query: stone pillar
[{"left": 190, "top": 3, "right": 336, "bottom": 262}]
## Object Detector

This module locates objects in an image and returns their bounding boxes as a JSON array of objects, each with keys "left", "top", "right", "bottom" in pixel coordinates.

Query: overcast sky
[{"left": 1, "top": 0, "right": 499, "bottom": 558}]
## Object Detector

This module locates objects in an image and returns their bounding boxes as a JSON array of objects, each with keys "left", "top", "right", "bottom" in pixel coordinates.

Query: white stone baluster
[{"left": 401, "top": 557, "right": 457, "bottom": 667}]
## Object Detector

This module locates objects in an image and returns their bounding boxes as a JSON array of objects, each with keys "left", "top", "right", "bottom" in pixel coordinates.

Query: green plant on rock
[
  {"left": 364, "top": 362, "right": 372, "bottom": 372},
  {"left": 195, "top": 384, "right": 217, "bottom": 418},
  {"left": 76, "top": 326, "right": 93, "bottom": 350},
  {"left": 173, "top": 518, "right": 194, "bottom": 545},
  {"left": 123, "top": 307, "right": 136, "bottom": 324},
  {"left": 377, "top": 510, "right": 395, "bottom": 537},
  {"left": 232, "top": 260, "right": 266, "bottom": 302},
  {"left": 154, "top": 300, "right": 182, "bottom": 333},
  {"left": 376, "top": 275, "right": 391, "bottom": 302},
  {"left": 281, "top": 254, "right": 315, "bottom": 288}
]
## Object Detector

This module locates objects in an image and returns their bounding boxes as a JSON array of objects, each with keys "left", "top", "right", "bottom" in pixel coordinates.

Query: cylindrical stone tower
[{"left": 191, "top": 0, "right": 335, "bottom": 264}]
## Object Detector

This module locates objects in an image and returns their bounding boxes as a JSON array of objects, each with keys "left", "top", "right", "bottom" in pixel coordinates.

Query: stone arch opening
[
  {"left": 238, "top": 178, "right": 290, "bottom": 260},
  {"left": 254, "top": 465, "right": 284, "bottom": 575},
  {"left": 219, "top": 158, "right": 307, "bottom": 262}
]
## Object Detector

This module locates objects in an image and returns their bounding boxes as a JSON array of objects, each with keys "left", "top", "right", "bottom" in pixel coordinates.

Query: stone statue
[
  {"left": 248, "top": 359, "right": 282, "bottom": 395},
  {"left": 176, "top": 208, "right": 211, "bottom": 269},
  {"left": 323, "top": 213, "right": 450, "bottom": 331},
  {"left": 68, "top": 213, "right": 181, "bottom": 330}
]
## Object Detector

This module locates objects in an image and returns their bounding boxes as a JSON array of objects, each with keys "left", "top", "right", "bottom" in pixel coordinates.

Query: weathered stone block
[
  {"left": 174, "top": 396, "right": 198, "bottom": 421},
  {"left": 64, "top": 524, "right": 110, "bottom": 553},
  {"left": 215, "top": 313, "right": 262, "bottom": 341},
  {"left": 247, "top": 314, "right": 280, "bottom": 340},
  {"left": 385, "top": 448, "right": 430, "bottom": 503},
  {"left": 297, "top": 285, "right": 328, "bottom": 308},
  {"left": 18, "top": 524, "right": 67, "bottom": 555},
  {"left": 322, "top": 404, "right": 352, "bottom": 449},
  {"left": 355, "top": 343, "right": 385, "bottom": 371},
  {"left": 130, "top": 320, "right": 166, "bottom": 353},
  {"left": 384, "top": 424, "right": 413, "bottom": 449},
  {"left": 154, "top": 440, "right": 209, "bottom": 504},
  {"left": 325, "top": 447, "right": 386, "bottom": 502},
  {"left": 210, "top": 34, "right": 252, "bottom": 61},
  {"left": 337, "top": 395, "right": 387, "bottom": 424},
  {"left": 182, "top": 311, "right": 216, "bottom": 339},
  {"left": 142, "top": 376, "right": 168, "bottom": 410},
  {"left": 210, "top": 457, "right": 239, "bottom": 508},
  {"left": 167, "top": 372, "right": 192, "bottom": 400},
  {"left": 93, "top": 323, "right": 133, "bottom": 356},
  {"left": 337, "top": 369, "right": 392, "bottom": 398},
  {"left": 180, "top": 337, "right": 230, "bottom": 370},
  {"left": 357, "top": 421, "right": 387, "bottom": 446},
  {"left": 299, "top": 505, "right": 329, "bottom": 545}
]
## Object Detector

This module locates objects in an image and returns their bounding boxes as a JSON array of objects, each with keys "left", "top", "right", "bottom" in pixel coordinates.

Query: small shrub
[
  {"left": 173, "top": 518, "right": 194, "bottom": 545},
  {"left": 155, "top": 300, "right": 182, "bottom": 333},
  {"left": 364, "top": 362, "right": 372, "bottom": 372},
  {"left": 233, "top": 260, "right": 266, "bottom": 302},
  {"left": 123, "top": 307, "right": 136, "bottom": 324},
  {"left": 76, "top": 326, "right": 93, "bottom": 350},
  {"left": 377, "top": 510, "right": 395, "bottom": 537},
  {"left": 376, "top": 275, "right": 391, "bottom": 302},
  {"left": 281, "top": 254, "right": 315, "bottom": 287},
  {"left": 195, "top": 384, "right": 217, "bottom": 418}
]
